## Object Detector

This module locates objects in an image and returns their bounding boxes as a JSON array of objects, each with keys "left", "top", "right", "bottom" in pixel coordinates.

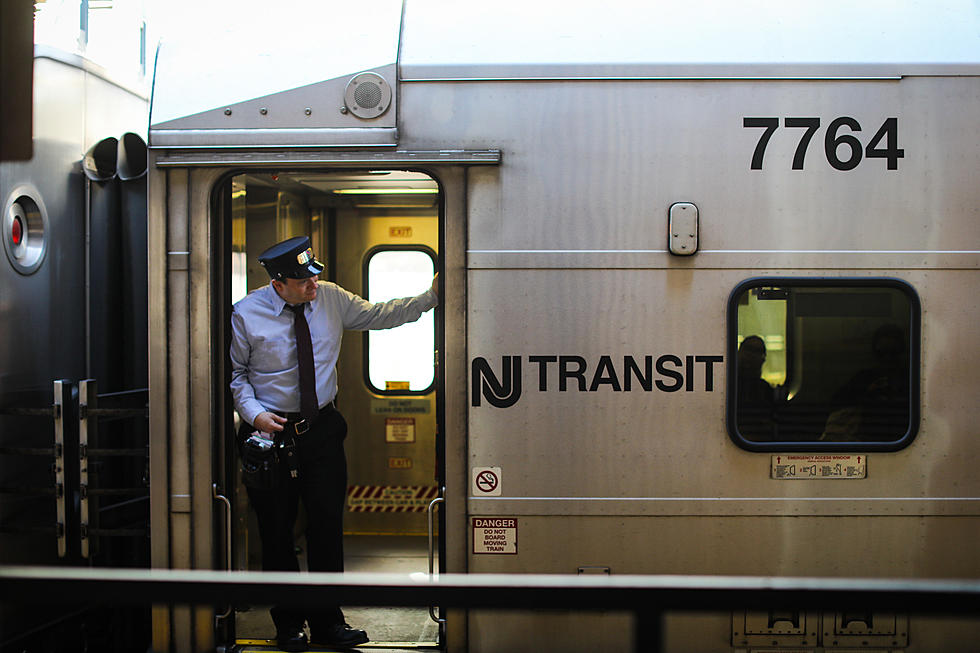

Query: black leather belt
[{"left": 274, "top": 402, "right": 335, "bottom": 435}]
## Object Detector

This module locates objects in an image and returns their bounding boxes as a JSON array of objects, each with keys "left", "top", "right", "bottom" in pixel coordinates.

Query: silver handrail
[
  {"left": 53, "top": 380, "right": 68, "bottom": 557},
  {"left": 78, "top": 379, "right": 95, "bottom": 559},
  {"left": 212, "top": 483, "right": 233, "bottom": 621},
  {"left": 6, "top": 567, "right": 980, "bottom": 653},
  {"left": 426, "top": 493, "right": 445, "bottom": 625}
]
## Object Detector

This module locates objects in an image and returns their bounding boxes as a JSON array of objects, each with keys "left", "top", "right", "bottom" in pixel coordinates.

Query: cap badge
[{"left": 296, "top": 248, "right": 314, "bottom": 265}]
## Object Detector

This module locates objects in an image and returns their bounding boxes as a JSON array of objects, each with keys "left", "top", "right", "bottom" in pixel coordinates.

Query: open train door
[
  {"left": 199, "top": 159, "right": 487, "bottom": 651},
  {"left": 220, "top": 169, "right": 446, "bottom": 648}
]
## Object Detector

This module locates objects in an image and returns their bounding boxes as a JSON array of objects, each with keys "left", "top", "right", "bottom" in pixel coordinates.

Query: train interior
[
  {"left": 221, "top": 170, "right": 442, "bottom": 649},
  {"left": 733, "top": 283, "right": 915, "bottom": 446}
]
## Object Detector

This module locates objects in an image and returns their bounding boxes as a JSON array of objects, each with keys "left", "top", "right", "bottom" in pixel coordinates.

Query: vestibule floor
[{"left": 234, "top": 534, "right": 440, "bottom": 651}]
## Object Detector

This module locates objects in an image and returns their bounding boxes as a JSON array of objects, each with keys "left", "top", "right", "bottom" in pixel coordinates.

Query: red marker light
[{"left": 11, "top": 216, "right": 23, "bottom": 245}]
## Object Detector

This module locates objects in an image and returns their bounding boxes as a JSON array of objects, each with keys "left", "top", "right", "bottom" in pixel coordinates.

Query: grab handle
[
  {"left": 213, "top": 483, "right": 233, "bottom": 620},
  {"left": 427, "top": 492, "right": 445, "bottom": 625}
]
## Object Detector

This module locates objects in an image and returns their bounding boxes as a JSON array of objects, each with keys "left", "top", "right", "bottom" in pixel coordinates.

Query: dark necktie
[{"left": 287, "top": 303, "right": 318, "bottom": 422}]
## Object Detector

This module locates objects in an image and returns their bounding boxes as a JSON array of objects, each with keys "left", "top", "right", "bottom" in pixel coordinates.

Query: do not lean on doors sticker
[{"left": 471, "top": 466, "right": 501, "bottom": 496}]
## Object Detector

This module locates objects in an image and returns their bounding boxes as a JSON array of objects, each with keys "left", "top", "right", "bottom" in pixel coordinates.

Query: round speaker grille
[
  {"left": 344, "top": 72, "right": 392, "bottom": 119},
  {"left": 354, "top": 82, "right": 383, "bottom": 109}
]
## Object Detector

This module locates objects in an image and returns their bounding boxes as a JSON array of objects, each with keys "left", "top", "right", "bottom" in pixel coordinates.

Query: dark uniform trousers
[{"left": 241, "top": 404, "right": 348, "bottom": 633}]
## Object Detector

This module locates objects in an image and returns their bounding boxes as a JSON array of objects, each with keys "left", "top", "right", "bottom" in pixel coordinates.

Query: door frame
[{"left": 199, "top": 163, "right": 473, "bottom": 649}]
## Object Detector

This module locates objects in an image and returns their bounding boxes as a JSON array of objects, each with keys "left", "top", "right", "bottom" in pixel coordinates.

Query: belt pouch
[{"left": 241, "top": 432, "right": 284, "bottom": 489}]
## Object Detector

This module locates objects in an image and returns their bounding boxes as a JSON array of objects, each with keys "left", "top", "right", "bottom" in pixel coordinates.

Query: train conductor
[{"left": 230, "top": 236, "right": 438, "bottom": 651}]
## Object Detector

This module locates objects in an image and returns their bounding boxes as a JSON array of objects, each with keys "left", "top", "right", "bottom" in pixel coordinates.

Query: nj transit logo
[
  {"left": 472, "top": 356, "right": 523, "bottom": 408},
  {"left": 472, "top": 354, "right": 724, "bottom": 408}
]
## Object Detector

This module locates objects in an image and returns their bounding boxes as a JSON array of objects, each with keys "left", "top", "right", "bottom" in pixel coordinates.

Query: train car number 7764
[{"left": 743, "top": 116, "right": 904, "bottom": 171}]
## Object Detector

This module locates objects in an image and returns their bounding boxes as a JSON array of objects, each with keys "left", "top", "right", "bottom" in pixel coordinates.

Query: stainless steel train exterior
[
  {"left": 146, "top": 2, "right": 980, "bottom": 651},
  {"left": 0, "top": 44, "right": 150, "bottom": 648}
]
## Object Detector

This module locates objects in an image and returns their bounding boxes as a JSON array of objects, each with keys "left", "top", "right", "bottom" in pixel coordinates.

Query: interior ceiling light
[{"left": 332, "top": 188, "right": 438, "bottom": 195}]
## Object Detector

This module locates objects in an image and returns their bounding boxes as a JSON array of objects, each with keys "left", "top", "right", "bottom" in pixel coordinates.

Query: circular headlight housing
[{"left": 3, "top": 186, "right": 48, "bottom": 275}]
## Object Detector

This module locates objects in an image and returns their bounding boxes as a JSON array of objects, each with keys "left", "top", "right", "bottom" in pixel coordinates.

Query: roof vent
[{"left": 344, "top": 72, "right": 392, "bottom": 119}]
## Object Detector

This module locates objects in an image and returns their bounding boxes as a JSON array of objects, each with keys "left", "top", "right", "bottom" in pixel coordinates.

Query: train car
[
  {"left": 0, "top": 38, "right": 151, "bottom": 651},
  {"left": 146, "top": 2, "right": 980, "bottom": 651}
]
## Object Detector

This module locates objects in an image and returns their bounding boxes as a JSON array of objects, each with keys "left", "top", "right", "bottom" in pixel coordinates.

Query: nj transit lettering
[{"left": 472, "top": 354, "right": 724, "bottom": 408}]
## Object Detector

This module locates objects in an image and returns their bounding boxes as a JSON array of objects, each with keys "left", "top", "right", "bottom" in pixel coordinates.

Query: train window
[
  {"left": 727, "top": 278, "right": 920, "bottom": 452},
  {"left": 364, "top": 247, "right": 436, "bottom": 394}
]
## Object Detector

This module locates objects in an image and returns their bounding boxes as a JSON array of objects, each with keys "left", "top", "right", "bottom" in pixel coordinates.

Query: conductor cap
[{"left": 257, "top": 236, "right": 324, "bottom": 280}]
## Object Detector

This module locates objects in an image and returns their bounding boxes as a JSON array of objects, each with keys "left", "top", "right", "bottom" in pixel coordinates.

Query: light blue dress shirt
[{"left": 230, "top": 281, "right": 437, "bottom": 426}]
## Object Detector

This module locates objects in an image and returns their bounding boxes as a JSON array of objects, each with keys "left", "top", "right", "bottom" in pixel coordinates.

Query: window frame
[
  {"left": 726, "top": 276, "right": 921, "bottom": 453},
  {"left": 361, "top": 244, "right": 438, "bottom": 396}
]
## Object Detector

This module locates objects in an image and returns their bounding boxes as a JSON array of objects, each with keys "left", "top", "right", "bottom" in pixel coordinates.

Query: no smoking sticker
[{"left": 471, "top": 466, "right": 501, "bottom": 496}]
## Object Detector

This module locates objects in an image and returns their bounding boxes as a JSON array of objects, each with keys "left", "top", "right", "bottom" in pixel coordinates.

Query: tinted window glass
[{"left": 728, "top": 279, "right": 919, "bottom": 451}]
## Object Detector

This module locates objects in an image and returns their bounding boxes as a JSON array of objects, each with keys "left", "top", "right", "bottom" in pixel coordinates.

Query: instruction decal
[
  {"left": 347, "top": 485, "right": 438, "bottom": 512},
  {"left": 371, "top": 398, "right": 430, "bottom": 414},
  {"left": 771, "top": 455, "right": 867, "bottom": 479},
  {"left": 473, "top": 517, "right": 517, "bottom": 554},
  {"left": 385, "top": 417, "right": 416, "bottom": 443}
]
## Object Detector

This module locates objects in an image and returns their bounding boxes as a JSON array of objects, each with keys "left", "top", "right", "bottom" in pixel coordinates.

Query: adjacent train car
[
  {"left": 0, "top": 43, "right": 150, "bottom": 649},
  {"left": 147, "top": 2, "right": 980, "bottom": 651}
]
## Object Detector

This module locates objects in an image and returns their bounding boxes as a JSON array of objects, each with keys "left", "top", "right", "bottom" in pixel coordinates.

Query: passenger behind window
[
  {"left": 736, "top": 336, "right": 777, "bottom": 440},
  {"left": 823, "top": 324, "right": 910, "bottom": 441}
]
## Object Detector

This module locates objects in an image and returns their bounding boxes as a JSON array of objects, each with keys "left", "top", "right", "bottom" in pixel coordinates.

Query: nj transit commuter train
[{"left": 114, "top": 1, "right": 980, "bottom": 651}]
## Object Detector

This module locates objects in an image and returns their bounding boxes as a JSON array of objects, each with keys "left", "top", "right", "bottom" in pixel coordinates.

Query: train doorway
[{"left": 224, "top": 170, "right": 442, "bottom": 648}]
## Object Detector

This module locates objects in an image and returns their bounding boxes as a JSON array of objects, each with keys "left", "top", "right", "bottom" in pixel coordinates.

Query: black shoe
[
  {"left": 276, "top": 627, "right": 309, "bottom": 652},
  {"left": 312, "top": 622, "right": 369, "bottom": 649}
]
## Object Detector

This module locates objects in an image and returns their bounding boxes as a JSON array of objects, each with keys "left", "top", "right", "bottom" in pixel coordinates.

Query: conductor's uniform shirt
[{"left": 230, "top": 280, "right": 437, "bottom": 425}]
